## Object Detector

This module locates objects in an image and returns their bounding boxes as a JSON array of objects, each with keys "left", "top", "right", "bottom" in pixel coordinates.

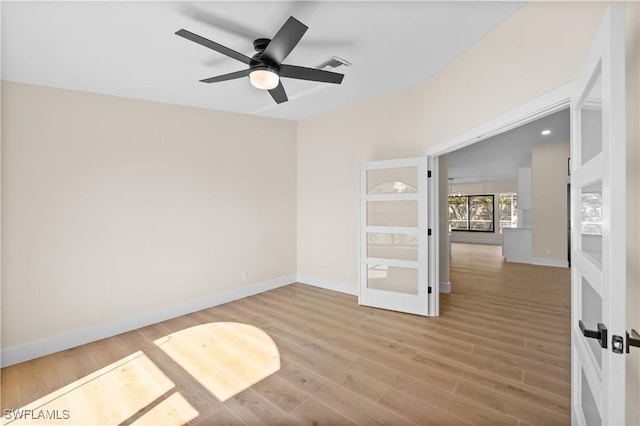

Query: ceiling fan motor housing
[
  {"left": 253, "top": 38, "right": 271, "bottom": 52},
  {"left": 251, "top": 38, "right": 279, "bottom": 73}
]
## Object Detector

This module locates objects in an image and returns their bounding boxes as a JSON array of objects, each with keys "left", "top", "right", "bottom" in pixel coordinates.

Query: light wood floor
[{"left": 1, "top": 243, "right": 571, "bottom": 425}]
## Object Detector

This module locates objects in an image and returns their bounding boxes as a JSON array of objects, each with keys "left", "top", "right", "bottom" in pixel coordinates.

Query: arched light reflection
[{"left": 153, "top": 322, "right": 281, "bottom": 402}]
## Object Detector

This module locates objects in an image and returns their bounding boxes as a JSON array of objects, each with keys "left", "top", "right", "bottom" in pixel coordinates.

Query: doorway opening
[{"left": 426, "top": 84, "right": 573, "bottom": 294}]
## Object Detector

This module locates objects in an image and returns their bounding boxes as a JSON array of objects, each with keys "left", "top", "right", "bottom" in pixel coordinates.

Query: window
[
  {"left": 448, "top": 195, "right": 468, "bottom": 230},
  {"left": 498, "top": 193, "right": 518, "bottom": 233},
  {"left": 448, "top": 195, "right": 494, "bottom": 232}
]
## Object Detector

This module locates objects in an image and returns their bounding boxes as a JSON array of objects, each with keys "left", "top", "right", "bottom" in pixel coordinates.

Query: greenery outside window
[
  {"left": 498, "top": 193, "right": 518, "bottom": 233},
  {"left": 449, "top": 195, "right": 494, "bottom": 232}
]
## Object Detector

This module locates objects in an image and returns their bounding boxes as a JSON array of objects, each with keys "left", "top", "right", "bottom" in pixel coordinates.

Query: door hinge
[
  {"left": 427, "top": 170, "right": 432, "bottom": 178},
  {"left": 428, "top": 229, "right": 432, "bottom": 236},
  {"left": 428, "top": 287, "right": 432, "bottom": 294}
]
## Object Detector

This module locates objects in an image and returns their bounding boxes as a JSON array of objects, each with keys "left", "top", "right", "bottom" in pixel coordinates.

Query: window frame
[{"left": 448, "top": 194, "right": 495, "bottom": 233}]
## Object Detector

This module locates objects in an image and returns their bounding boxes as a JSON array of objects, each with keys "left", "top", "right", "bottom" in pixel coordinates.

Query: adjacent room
[
  {"left": 446, "top": 108, "right": 571, "bottom": 268},
  {"left": 1, "top": 1, "right": 639, "bottom": 425}
]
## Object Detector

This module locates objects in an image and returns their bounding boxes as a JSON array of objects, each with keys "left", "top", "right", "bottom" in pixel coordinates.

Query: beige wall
[
  {"left": 449, "top": 180, "right": 516, "bottom": 245},
  {"left": 296, "top": 1, "right": 607, "bottom": 295},
  {"left": 625, "top": 2, "right": 640, "bottom": 424},
  {"left": 532, "top": 141, "right": 570, "bottom": 264},
  {"left": 1, "top": 82, "right": 297, "bottom": 351}
]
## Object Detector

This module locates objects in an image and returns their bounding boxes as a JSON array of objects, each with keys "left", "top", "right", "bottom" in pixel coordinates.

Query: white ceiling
[
  {"left": 447, "top": 108, "right": 571, "bottom": 184},
  {"left": 1, "top": 1, "right": 524, "bottom": 120}
]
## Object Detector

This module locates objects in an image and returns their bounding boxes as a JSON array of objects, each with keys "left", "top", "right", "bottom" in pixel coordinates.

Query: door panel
[
  {"left": 359, "top": 157, "right": 431, "bottom": 316},
  {"left": 571, "top": 5, "right": 626, "bottom": 425}
]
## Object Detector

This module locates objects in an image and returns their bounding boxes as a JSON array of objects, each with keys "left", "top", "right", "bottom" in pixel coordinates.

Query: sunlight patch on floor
[
  {"left": 2, "top": 351, "right": 198, "bottom": 426},
  {"left": 153, "top": 322, "right": 281, "bottom": 402},
  {"left": 130, "top": 391, "right": 198, "bottom": 425}
]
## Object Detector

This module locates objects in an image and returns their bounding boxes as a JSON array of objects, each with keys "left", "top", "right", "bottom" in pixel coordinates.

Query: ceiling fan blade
[
  {"left": 268, "top": 81, "right": 288, "bottom": 104},
  {"left": 261, "top": 16, "right": 308, "bottom": 65},
  {"left": 279, "top": 64, "right": 344, "bottom": 84},
  {"left": 180, "top": 5, "right": 261, "bottom": 41},
  {"left": 200, "top": 69, "right": 250, "bottom": 83},
  {"left": 176, "top": 29, "right": 252, "bottom": 65}
]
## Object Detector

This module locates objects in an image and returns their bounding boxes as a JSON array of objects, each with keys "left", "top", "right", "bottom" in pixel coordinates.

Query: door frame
[
  {"left": 425, "top": 82, "right": 573, "bottom": 289},
  {"left": 426, "top": 84, "right": 572, "bottom": 159}
]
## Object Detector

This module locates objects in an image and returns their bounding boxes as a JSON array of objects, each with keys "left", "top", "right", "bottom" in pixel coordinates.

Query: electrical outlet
[{"left": 241, "top": 271, "right": 247, "bottom": 281}]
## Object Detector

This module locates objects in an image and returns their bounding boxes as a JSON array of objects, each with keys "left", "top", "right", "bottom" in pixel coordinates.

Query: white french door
[
  {"left": 571, "top": 4, "right": 626, "bottom": 425},
  {"left": 358, "top": 157, "right": 434, "bottom": 316}
]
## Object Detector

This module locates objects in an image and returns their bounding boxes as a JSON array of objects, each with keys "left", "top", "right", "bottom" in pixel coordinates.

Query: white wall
[
  {"left": 531, "top": 141, "right": 570, "bottom": 266},
  {"left": 1, "top": 82, "right": 297, "bottom": 363},
  {"left": 297, "top": 2, "right": 608, "bottom": 295},
  {"left": 449, "top": 180, "right": 516, "bottom": 245}
]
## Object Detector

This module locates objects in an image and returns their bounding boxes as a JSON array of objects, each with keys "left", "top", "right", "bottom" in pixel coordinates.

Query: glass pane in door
[
  {"left": 582, "top": 276, "right": 603, "bottom": 367},
  {"left": 367, "top": 264, "right": 418, "bottom": 294},
  {"left": 367, "top": 232, "right": 418, "bottom": 261},
  {"left": 580, "top": 71, "right": 602, "bottom": 166},
  {"left": 580, "top": 181, "right": 602, "bottom": 266},
  {"left": 367, "top": 167, "right": 418, "bottom": 194},
  {"left": 367, "top": 201, "right": 418, "bottom": 227},
  {"left": 582, "top": 370, "right": 602, "bottom": 426}
]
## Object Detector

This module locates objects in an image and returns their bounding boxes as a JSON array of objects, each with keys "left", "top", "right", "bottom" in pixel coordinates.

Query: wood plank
[
  {"left": 453, "top": 379, "right": 570, "bottom": 426},
  {"left": 289, "top": 397, "right": 358, "bottom": 426},
  {"left": 471, "top": 345, "right": 570, "bottom": 383},
  {"left": 349, "top": 357, "right": 519, "bottom": 426},
  {"left": 435, "top": 326, "right": 570, "bottom": 370},
  {"left": 251, "top": 374, "right": 309, "bottom": 413},
  {"left": 278, "top": 364, "right": 410, "bottom": 425},
  {"left": 191, "top": 406, "right": 246, "bottom": 426},
  {"left": 222, "top": 388, "right": 296, "bottom": 425},
  {"left": 522, "top": 371, "right": 571, "bottom": 399},
  {"left": 272, "top": 335, "right": 388, "bottom": 402},
  {"left": 378, "top": 387, "right": 474, "bottom": 426}
]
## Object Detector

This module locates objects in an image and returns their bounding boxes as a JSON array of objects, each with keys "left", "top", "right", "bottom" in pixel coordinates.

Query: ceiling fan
[{"left": 176, "top": 16, "right": 344, "bottom": 104}]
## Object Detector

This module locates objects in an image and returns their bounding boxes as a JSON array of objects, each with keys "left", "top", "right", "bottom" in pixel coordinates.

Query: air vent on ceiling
[{"left": 316, "top": 56, "right": 352, "bottom": 70}]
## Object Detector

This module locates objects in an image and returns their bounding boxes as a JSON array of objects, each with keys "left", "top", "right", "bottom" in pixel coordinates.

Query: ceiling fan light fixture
[{"left": 249, "top": 67, "right": 279, "bottom": 90}]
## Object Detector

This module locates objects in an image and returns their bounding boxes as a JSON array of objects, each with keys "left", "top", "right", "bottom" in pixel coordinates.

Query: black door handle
[
  {"left": 626, "top": 329, "right": 640, "bottom": 353},
  {"left": 579, "top": 320, "right": 608, "bottom": 349}
]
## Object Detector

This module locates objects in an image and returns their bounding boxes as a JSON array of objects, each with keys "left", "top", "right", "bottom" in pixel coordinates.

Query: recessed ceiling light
[{"left": 541, "top": 129, "right": 551, "bottom": 135}]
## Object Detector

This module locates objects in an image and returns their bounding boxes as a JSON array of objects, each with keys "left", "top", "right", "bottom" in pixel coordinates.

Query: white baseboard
[
  {"left": 298, "top": 276, "right": 453, "bottom": 297},
  {"left": 440, "top": 282, "right": 452, "bottom": 293},
  {"left": 296, "top": 274, "right": 357, "bottom": 296},
  {"left": 450, "top": 237, "right": 502, "bottom": 245},
  {"left": 298, "top": 275, "right": 453, "bottom": 298},
  {"left": 0, "top": 274, "right": 296, "bottom": 367},
  {"left": 532, "top": 258, "right": 569, "bottom": 268}
]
